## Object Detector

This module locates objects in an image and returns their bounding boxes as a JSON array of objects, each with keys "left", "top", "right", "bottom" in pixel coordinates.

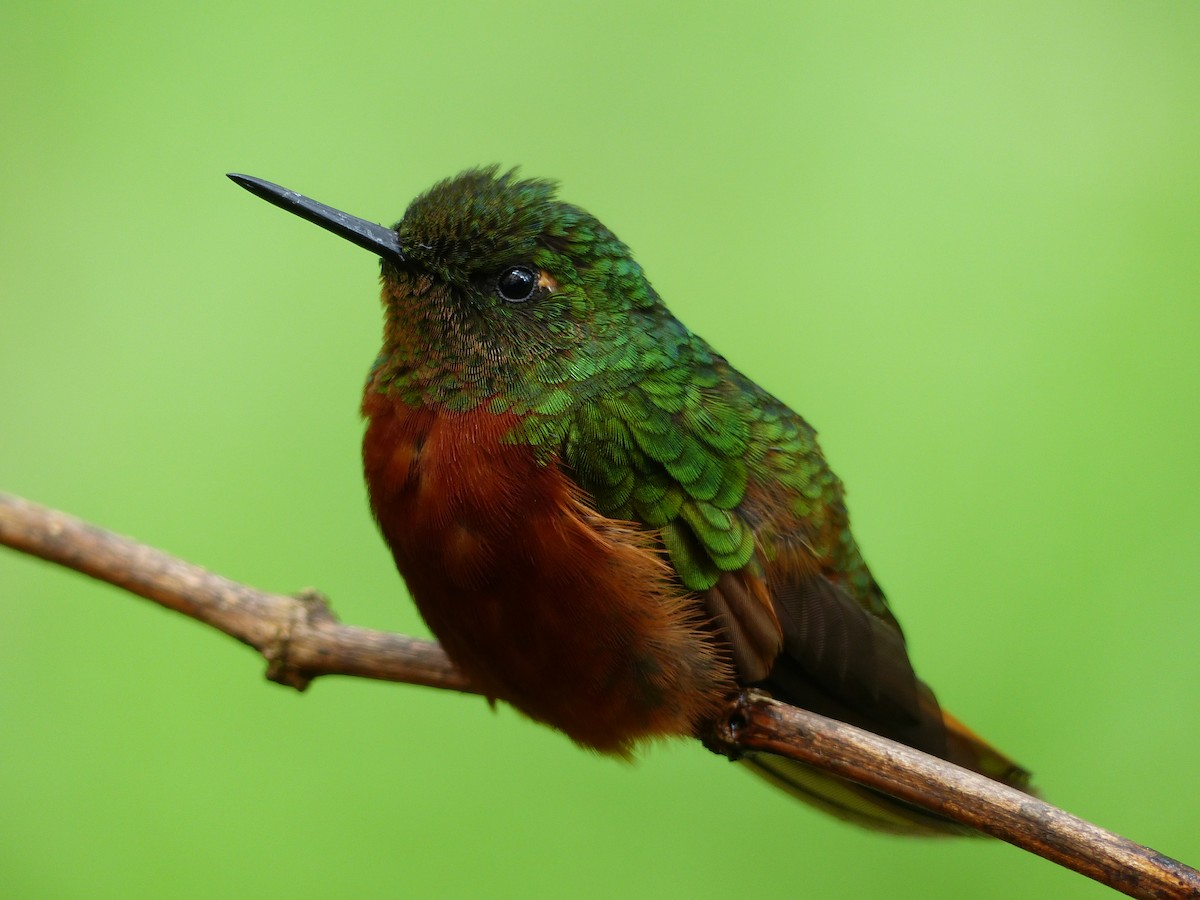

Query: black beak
[{"left": 227, "top": 173, "right": 405, "bottom": 265}]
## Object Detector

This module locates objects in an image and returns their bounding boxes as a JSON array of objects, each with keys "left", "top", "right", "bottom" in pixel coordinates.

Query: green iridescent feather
[{"left": 368, "top": 167, "right": 882, "bottom": 609}]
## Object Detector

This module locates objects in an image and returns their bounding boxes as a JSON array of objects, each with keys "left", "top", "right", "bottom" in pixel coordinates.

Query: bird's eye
[{"left": 496, "top": 266, "right": 538, "bottom": 302}]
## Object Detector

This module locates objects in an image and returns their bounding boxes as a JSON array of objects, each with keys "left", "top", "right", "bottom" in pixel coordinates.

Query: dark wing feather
[
  {"left": 767, "top": 569, "right": 950, "bottom": 757},
  {"left": 702, "top": 561, "right": 953, "bottom": 761},
  {"left": 559, "top": 339, "right": 1031, "bottom": 832},
  {"left": 702, "top": 569, "right": 782, "bottom": 683}
]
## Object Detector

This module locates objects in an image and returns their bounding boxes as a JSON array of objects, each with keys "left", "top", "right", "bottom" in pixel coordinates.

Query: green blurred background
[{"left": 2, "top": 2, "right": 1197, "bottom": 897}]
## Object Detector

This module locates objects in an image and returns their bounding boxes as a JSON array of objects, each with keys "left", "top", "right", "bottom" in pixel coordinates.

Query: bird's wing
[
  {"left": 564, "top": 362, "right": 1031, "bottom": 833},
  {"left": 565, "top": 359, "right": 937, "bottom": 746}
]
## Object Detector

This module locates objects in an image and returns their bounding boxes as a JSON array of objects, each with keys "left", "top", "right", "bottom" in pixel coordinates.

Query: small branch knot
[
  {"left": 702, "top": 689, "right": 768, "bottom": 761},
  {"left": 263, "top": 588, "right": 338, "bottom": 691},
  {"left": 294, "top": 587, "right": 338, "bottom": 626}
]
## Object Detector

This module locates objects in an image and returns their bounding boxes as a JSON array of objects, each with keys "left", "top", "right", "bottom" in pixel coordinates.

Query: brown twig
[
  {"left": 2, "top": 491, "right": 1197, "bottom": 898},
  {"left": 0, "top": 492, "right": 469, "bottom": 693},
  {"left": 708, "top": 694, "right": 1199, "bottom": 899}
]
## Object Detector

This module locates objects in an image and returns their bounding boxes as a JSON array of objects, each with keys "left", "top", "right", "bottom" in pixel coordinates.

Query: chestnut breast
[{"left": 361, "top": 390, "right": 732, "bottom": 753}]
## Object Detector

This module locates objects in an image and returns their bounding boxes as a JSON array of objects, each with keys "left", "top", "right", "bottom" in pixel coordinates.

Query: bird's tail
[{"left": 742, "top": 707, "right": 1032, "bottom": 836}]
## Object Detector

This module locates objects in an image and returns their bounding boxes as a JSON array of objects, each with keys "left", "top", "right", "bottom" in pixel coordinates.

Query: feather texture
[{"left": 349, "top": 167, "right": 1032, "bottom": 832}]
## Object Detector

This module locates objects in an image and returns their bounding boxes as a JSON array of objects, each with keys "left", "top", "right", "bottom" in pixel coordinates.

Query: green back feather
[{"left": 372, "top": 167, "right": 880, "bottom": 607}]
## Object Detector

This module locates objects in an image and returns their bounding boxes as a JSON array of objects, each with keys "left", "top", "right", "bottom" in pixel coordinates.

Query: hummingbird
[{"left": 229, "top": 167, "right": 1031, "bottom": 834}]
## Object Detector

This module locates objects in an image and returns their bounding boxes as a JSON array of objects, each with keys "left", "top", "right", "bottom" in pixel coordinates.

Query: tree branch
[
  {"left": 707, "top": 694, "right": 1199, "bottom": 899},
  {"left": 0, "top": 492, "right": 469, "bottom": 693},
  {"left": 2, "top": 491, "right": 1196, "bottom": 898}
]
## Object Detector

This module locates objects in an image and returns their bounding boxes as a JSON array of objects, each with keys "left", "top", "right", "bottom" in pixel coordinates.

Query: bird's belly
[{"left": 361, "top": 393, "right": 732, "bottom": 753}]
